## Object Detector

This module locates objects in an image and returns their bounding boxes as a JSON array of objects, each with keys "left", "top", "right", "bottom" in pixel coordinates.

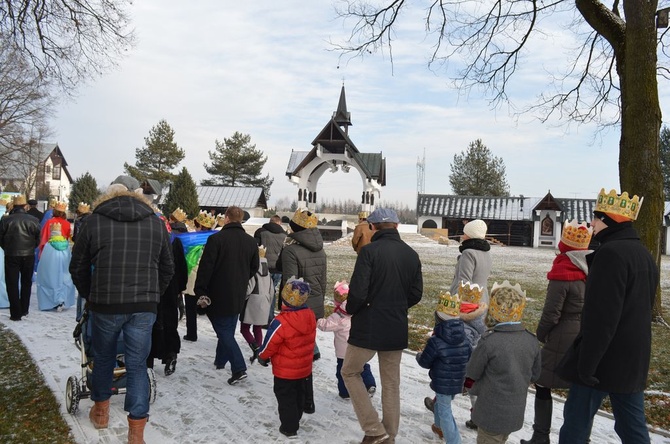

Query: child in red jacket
[{"left": 258, "top": 276, "right": 316, "bottom": 439}]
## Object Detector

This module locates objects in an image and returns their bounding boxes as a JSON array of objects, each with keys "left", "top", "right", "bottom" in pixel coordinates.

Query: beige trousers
[
  {"left": 341, "top": 344, "right": 402, "bottom": 440},
  {"left": 477, "top": 427, "right": 510, "bottom": 444}
]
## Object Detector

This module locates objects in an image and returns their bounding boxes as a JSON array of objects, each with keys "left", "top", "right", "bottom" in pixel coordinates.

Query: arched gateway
[{"left": 285, "top": 86, "right": 386, "bottom": 213}]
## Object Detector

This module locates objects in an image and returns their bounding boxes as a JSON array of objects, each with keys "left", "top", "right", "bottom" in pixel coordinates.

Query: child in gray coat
[{"left": 465, "top": 281, "right": 541, "bottom": 443}]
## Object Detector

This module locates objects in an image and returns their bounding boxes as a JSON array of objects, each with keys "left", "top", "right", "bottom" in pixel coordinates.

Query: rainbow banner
[{"left": 172, "top": 231, "right": 217, "bottom": 274}]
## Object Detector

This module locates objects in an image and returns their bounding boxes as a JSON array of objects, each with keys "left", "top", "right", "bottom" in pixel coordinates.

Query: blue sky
[{"left": 50, "top": 1, "right": 666, "bottom": 209}]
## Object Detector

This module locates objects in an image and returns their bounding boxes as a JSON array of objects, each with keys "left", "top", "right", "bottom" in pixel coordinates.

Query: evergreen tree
[
  {"left": 68, "top": 172, "right": 100, "bottom": 212},
  {"left": 449, "top": 139, "right": 509, "bottom": 196},
  {"left": 164, "top": 167, "right": 200, "bottom": 219},
  {"left": 202, "top": 131, "right": 274, "bottom": 199},
  {"left": 124, "top": 119, "right": 185, "bottom": 183},
  {"left": 660, "top": 126, "right": 670, "bottom": 199}
]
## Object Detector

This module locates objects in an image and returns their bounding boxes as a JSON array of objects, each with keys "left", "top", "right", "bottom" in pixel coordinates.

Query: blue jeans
[
  {"left": 90, "top": 311, "right": 156, "bottom": 419},
  {"left": 434, "top": 393, "right": 461, "bottom": 444},
  {"left": 559, "top": 383, "right": 650, "bottom": 444},
  {"left": 207, "top": 313, "right": 246, "bottom": 374},
  {"left": 336, "top": 358, "right": 375, "bottom": 397}
]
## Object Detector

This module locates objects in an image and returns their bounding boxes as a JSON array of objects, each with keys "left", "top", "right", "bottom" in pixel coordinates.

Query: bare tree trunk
[{"left": 619, "top": 1, "right": 665, "bottom": 320}]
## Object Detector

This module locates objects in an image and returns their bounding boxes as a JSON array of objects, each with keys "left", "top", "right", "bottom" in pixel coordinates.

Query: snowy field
[{"left": 1, "top": 235, "right": 670, "bottom": 444}]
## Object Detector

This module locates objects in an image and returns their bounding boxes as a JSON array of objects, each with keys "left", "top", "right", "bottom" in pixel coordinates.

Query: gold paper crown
[
  {"left": 358, "top": 211, "right": 369, "bottom": 219},
  {"left": 195, "top": 210, "right": 216, "bottom": 228},
  {"left": 171, "top": 207, "right": 187, "bottom": 222},
  {"left": 488, "top": 281, "right": 526, "bottom": 323},
  {"left": 458, "top": 281, "right": 483, "bottom": 304},
  {"left": 561, "top": 219, "right": 593, "bottom": 249},
  {"left": 13, "top": 195, "right": 27, "bottom": 206},
  {"left": 292, "top": 209, "right": 318, "bottom": 229},
  {"left": 77, "top": 202, "right": 91, "bottom": 213},
  {"left": 216, "top": 213, "right": 225, "bottom": 227},
  {"left": 0, "top": 199, "right": 7, "bottom": 206},
  {"left": 54, "top": 201, "right": 67, "bottom": 212},
  {"left": 436, "top": 291, "right": 461, "bottom": 319},
  {"left": 281, "top": 276, "right": 311, "bottom": 307},
  {"left": 258, "top": 245, "right": 267, "bottom": 258},
  {"left": 595, "top": 188, "right": 643, "bottom": 221}
]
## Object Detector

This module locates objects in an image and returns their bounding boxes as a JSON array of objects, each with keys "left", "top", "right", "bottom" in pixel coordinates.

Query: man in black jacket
[
  {"left": 0, "top": 195, "right": 40, "bottom": 320},
  {"left": 70, "top": 179, "right": 174, "bottom": 443},
  {"left": 558, "top": 189, "right": 658, "bottom": 444},
  {"left": 342, "top": 208, "right": 423, "bottom": 444},
  {"left": 195, "top": 206, "right": 259, "bottom": 385},
  {"left": 26, "top": 199, "right": 44, "bottom": 221}
]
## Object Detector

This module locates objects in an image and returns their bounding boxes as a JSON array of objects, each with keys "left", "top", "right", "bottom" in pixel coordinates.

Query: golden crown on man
[{"left": 595, "top": 188, "right": 643, "bottom": 221}]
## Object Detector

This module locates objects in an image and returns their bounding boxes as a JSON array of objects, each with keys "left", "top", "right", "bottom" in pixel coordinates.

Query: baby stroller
[{"left": 65, "top": 308, "right": 157, "bottom": 414}]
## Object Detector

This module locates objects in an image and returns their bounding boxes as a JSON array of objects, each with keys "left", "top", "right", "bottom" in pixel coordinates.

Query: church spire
[{"left": 332, "top": 84, "right": 352, "bottom": 134}]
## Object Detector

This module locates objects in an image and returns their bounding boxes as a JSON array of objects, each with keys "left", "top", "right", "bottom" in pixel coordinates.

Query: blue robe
[
  {"left": 0, "top": 247, "right": 8, "bottom": 308},
  {"left": 36, "top": 239, "right": 75, "bottom": 311}
]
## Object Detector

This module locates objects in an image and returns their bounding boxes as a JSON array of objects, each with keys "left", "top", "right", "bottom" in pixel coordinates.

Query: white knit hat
[{"left": 463, "top": 219, "right": 487, "bottom": 239}]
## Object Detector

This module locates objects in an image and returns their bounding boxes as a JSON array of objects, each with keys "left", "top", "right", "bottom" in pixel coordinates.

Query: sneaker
[
  {"left": 465, "top": 419, "right": 478, "bottom": 430},
  {"left": 360, "top": 433, "right": 389, "bottom": 444},
  {"left": 367, "top": 386, "right": 376, "bottom": 397},
  {"left": 279, "top": 427, "right": 298, "bottom": 439},
  {"left": 9, "top": 316, "right": 21, "bottom": 321},
  {"left": 56, "top": 303, "right": 64, "bottom": 312},
  {"left": 339, "top": 394, "right": 350, "bottom": 400},
  {"left": 182, "top": 335, "right": 197, "bottom": 342},
  {"left": 431, "top": 424, "right": 443, "bottom": 439},
  {"left": 424, "top": 396, "right": 435, "bottom": 412},
  {"left": 227, "top": 371, "right": 247, "bottom": 385}
]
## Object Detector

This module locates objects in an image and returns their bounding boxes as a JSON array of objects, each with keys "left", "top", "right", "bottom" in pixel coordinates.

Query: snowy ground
[{"left": 2, "top": 237, "right": 670, "bottom": 443}]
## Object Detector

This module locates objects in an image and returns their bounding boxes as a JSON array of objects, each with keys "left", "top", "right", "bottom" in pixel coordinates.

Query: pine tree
[
  {"left": 164, "top": 167, "right": 200, "bottom": 219},
  {"left": 124, "top": 119, "right": 185, "bottom": 183},
  {"left": 201, "top": 131, "right": 274, "bottom": 199},
  {"left": 68, "top": 172, "right": 100, "bottom": 212},
  {"left": 449, "top": 139, "right": 509, "bottom": 196}
]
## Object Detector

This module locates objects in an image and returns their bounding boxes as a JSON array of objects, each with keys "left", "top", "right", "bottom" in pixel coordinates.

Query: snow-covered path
[{"left": 2, "top": 294, "right": 669, "bottom": 444}]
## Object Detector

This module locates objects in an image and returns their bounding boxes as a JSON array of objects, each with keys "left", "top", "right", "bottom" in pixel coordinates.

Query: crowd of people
[{"left": 0, "top": 184, "right": 660, "bottom": 444}]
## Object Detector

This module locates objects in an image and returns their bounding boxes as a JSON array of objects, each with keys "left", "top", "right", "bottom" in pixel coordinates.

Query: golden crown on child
[
  {"left": 561, "top": 220, "right": 593, "bottom": 249},
  {"left": 595, "top": 189, "right": 643, "bottom": 221},
  {"left": 458, "top": 281, "right": 483, "bottom": 304}
]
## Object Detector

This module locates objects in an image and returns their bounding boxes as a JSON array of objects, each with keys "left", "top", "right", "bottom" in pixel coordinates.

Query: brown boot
[
  {"left": 127, "top": 416, "right": 148, "bottom": 444},
  {"left": 89, "top": 400, "right": 110, "bottom": 429}
]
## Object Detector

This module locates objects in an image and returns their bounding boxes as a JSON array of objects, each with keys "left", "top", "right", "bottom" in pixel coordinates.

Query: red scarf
[{"left": 546, "top": 242, "right": 587, "bottom": 281}]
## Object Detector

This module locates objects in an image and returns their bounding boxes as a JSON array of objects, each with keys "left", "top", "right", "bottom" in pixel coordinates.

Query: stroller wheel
[
  {"left": 147, "top": 368, "right": 157, "bottom": 404},
  {"left": 65, "top": 376, "right": 81, "bottom": 414}
]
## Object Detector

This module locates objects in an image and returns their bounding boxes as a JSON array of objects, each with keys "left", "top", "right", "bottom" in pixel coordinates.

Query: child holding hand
[{"left": 317, "top": 281, "right": 376, "bottom": 399}]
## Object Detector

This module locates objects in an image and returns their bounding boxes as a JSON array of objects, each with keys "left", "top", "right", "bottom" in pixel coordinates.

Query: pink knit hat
[{"left": 333, "top": 280, "right": 349, "bottom": 303}]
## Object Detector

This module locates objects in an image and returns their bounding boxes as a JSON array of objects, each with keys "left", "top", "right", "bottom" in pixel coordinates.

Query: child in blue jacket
[{"left": 417, "top": 291, "right": 472, "bottom": 444}]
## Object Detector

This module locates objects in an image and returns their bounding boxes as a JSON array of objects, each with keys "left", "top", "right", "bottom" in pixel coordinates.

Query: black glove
[
  {"left": 257, "top": 357, "right": 269, "bottom": 367},
  {"left": 579, "top": 373, "right": 599, "bottom": 386}
]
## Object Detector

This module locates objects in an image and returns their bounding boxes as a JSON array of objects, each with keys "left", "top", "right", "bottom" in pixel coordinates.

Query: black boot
[
  {"left": 177, "top": 294, "right": 185, "bottom": 321},
  {"left": 183, "top": 295, "right": 198, "bottom": 341},
  {"left": 520, "top": 397, "right": 552, "bottom": 444},
  {"left": 248, "top": 343, "right": 259, "bottom": 364}
]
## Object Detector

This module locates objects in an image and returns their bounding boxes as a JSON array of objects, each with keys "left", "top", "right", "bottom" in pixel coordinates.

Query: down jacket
[
  {"left": 254, "top": 222, "right": 286, "bottom": 272},
  {"left": 69, "top": 192, "right": 174, "bottom": 314},
  {"left": 347, "top": 229, "right": 423, "bottom": 351},
  {"left": 416, "top": 318, "right": 472, "bottom": 395},
  {"left": 276, "top": 227, "right": 327, "bottom": 318},
  {"left": 258, "top": 305, "right": 316, "bottom": 380},
  {"left": 535, "top": 250, "right": 588, "bottom": 389}
]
